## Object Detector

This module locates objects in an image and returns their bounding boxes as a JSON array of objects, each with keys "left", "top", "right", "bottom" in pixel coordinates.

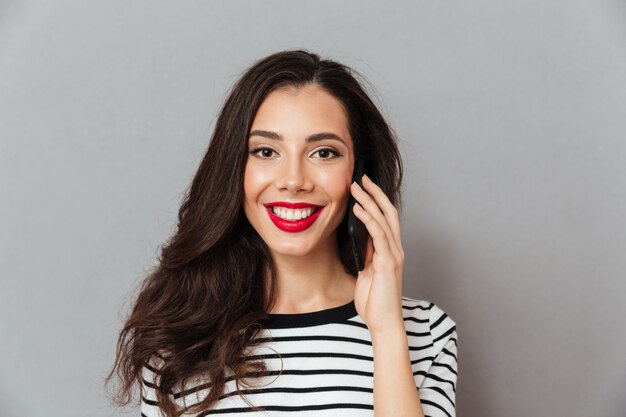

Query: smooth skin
[
  {"left": 244, "top": 84, "right": 357, "bottom": 313},
  {"left": 244, "top": 84, "right": 424, "bottom": 417}
]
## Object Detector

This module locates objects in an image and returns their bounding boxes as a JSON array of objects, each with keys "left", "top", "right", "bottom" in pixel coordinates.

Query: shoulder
[
  {"left": 141, "top": 355, "right": 166, "bottom": 416},
  {"left": 401, "top": 296, "right": 457, "bottom": 350},
  {"left": 141, "top": 353, "right": 168, "bottom": 398},
  {"left": 142, "top": 354, "right": 165, "bottom": 382},
  {"left": 402, "top": 297, "right": 459, "bottom": 415}
]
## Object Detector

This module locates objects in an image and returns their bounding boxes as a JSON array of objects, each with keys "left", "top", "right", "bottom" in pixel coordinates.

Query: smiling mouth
[
  {"left": 268, "top": 205, "right": 322, "bottom": 221},
  {"left": 265, "top": 205, "right": 325, "bottom": 232}
]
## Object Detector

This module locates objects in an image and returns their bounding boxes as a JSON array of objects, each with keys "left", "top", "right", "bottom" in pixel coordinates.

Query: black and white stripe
[{"left": 141, "top": 296, "right": 458, "bottom": 417}]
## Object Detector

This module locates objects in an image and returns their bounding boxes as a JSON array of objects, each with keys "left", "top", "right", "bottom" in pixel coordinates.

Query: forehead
[{"left": 250, "top": 85, "right": 351, "bottom": 146}]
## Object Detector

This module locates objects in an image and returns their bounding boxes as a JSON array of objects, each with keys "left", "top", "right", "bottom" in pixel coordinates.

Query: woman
[{"left": 106, "top": 49, "right": 458, "bottom": 417}]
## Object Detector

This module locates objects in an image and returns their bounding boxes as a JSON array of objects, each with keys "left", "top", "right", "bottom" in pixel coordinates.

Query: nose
[{"left": 276, "top": 156, "right": 313, "bottom": 193}]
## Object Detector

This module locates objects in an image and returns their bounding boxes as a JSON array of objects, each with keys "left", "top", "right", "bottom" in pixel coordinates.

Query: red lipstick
[
  {"left": 265, "top": 201, "right": 321, "bottom": 209},
  {"left": 263, "top": 202, "right": 325, "bottom": 233}
]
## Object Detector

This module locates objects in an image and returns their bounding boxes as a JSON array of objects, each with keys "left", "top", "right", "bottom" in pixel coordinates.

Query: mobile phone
[{"left": 348, "top": 158, "right": 369, "bottom": 271}]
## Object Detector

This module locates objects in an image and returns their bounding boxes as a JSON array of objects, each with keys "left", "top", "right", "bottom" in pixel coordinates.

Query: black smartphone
[{"left": 348, "top": 158, "right": 369, "bottom": 271}]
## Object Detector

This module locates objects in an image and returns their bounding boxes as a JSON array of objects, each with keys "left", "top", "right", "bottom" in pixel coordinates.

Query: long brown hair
[{"left": 105, "top": 48, "right": 404, "bottom": 416}]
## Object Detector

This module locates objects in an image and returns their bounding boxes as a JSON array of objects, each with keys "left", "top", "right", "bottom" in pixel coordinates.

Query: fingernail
[{"left": 352, "top": 181, "right": 362, "bottom": 190}]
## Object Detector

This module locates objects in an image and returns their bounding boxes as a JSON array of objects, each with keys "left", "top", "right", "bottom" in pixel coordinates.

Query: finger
[
  {"left": 352, "top": 201, "right": 395, "bottom": 269},
  {"left": 351, "top": 182, "right": 400, "bottom": 263},
  {"left": 351, "top": 181, "right": 402, "bottom": 265},
  {"left": 360, "top": 174, "right": 404, "bottom": 259}
]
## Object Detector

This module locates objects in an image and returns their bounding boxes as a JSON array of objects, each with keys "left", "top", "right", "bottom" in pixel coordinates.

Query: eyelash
[{"left": 248, "top": 147, "right": 342, "bottom": 160}]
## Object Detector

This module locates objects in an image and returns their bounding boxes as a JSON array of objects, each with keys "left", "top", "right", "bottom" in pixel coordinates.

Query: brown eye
[
  {"left": 312, "top": 148, "right": 341, "bottom": 160},
  {"left": 249, "top": 147, "right": 276, "bottom": 159}
]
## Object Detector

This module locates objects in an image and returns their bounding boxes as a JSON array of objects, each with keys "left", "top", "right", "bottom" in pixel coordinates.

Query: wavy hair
[{"left": 105, "top": 48, "right": 403, "bottom": 416}]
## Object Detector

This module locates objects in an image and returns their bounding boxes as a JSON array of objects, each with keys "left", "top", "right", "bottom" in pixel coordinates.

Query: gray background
[{"left": 1, "top": 1, "right": 625, "bottom": 416}]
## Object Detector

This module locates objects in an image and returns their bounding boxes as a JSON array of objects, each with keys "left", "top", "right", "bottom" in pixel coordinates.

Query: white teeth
[{"left": 271, "top": 206, "right": 317, "bottom": 221}]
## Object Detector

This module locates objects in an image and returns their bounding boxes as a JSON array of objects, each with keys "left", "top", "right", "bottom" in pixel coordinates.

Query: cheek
[
  {"left": 243, "top": 165, "right": 260, "bottom": 204},
  {"left": 318, "top": 168, "right": 352, "bottom": 201},
  {"left": 243, "top": 164, "right": 274, "bottom": 210}
]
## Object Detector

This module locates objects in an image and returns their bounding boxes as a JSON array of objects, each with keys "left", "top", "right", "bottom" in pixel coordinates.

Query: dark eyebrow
[{"left": 248, "top": 130, "right": 347, "bottom": 147}]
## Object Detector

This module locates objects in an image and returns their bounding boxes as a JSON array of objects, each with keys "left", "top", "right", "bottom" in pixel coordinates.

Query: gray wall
[{"left": 1, "top": 1, "right": 624, "bottom": 416}]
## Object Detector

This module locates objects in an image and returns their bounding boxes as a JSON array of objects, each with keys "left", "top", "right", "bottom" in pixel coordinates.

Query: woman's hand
[{"left": 350, "top": 174, "right": 405, "bottom": 335}]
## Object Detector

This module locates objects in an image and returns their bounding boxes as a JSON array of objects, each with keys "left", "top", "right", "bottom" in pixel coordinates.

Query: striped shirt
[{"left": 141, "top": 296, "right": 458, "bottom": 417}]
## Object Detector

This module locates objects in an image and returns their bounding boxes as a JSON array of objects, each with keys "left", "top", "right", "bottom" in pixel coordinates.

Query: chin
[{"left": 267, "top": 240, "right": 318, "bottom": 257}]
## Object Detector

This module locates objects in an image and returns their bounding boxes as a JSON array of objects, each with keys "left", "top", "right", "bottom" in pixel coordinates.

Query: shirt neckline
[{"left": 265, "top": 299, "right": 358, "bottom": 329}]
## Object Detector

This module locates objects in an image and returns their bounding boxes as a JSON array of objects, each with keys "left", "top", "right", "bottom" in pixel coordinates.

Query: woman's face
[{"left": 243, "top": 84, "right": 355, "bottom": 257}]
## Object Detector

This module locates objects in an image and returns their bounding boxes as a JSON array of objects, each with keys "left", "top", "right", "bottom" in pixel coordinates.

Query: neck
[{"left": 264, "top": 234, "right": 356, "bottom": 314}]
